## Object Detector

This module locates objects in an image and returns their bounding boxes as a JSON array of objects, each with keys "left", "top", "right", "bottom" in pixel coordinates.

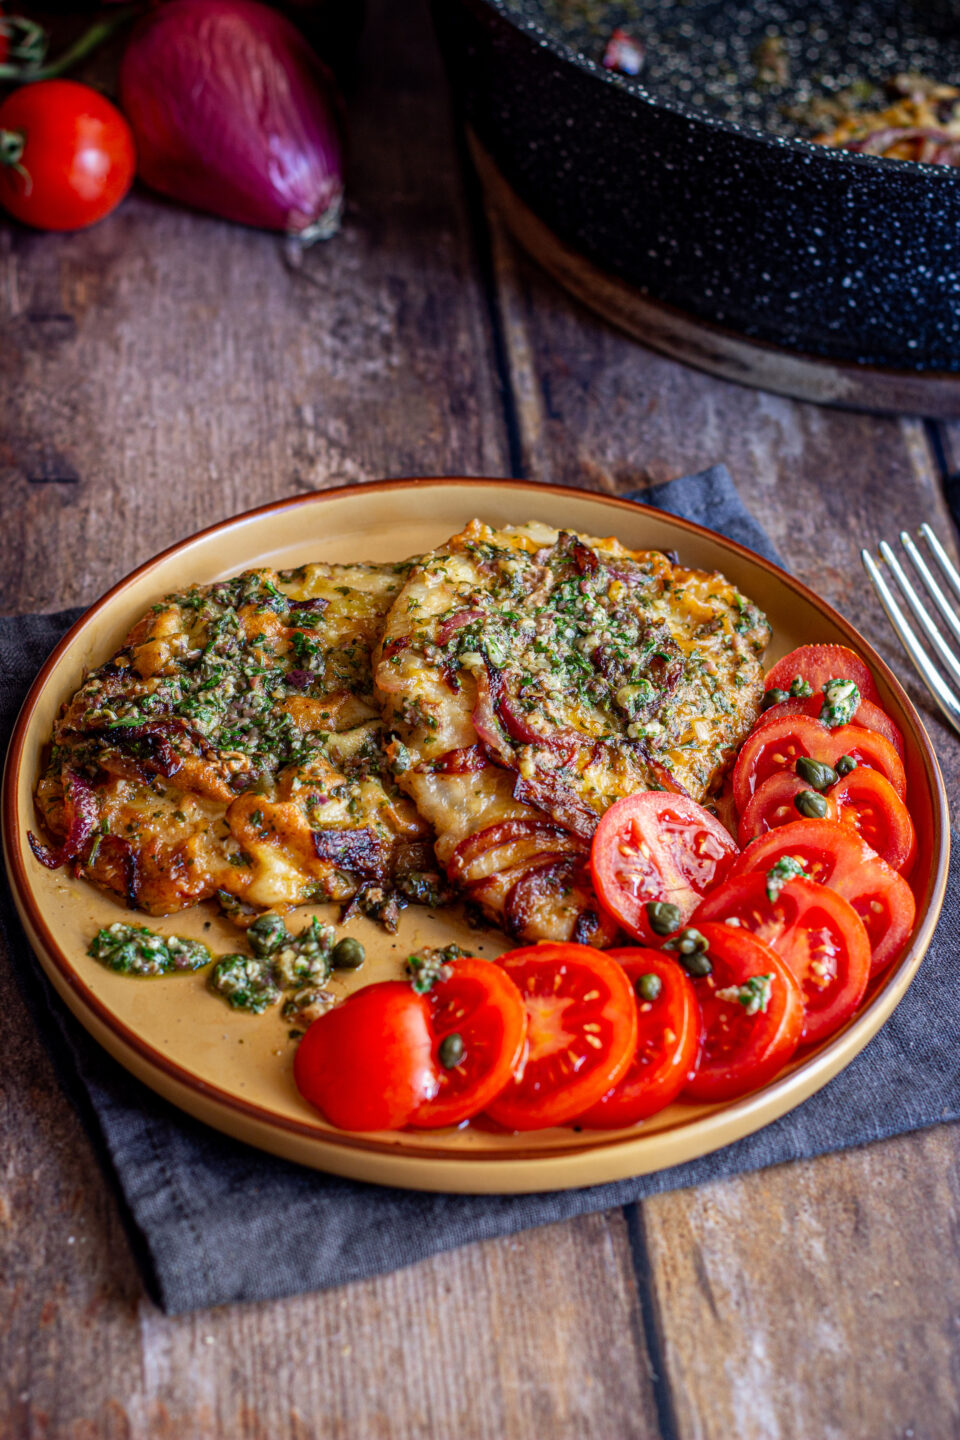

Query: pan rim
[{"left": 466, "top": 0, "right": 960, "bottom": 184}]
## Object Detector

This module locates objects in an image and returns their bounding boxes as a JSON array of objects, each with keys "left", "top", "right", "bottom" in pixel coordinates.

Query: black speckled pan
[{"left": 431, "top": 0, "right": 960, "bottom": 374}]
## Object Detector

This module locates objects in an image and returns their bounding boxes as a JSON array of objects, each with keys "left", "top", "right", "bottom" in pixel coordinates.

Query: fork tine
[
  {"left": 877, "top": 539, "right": 960, "bottom": 687},
  {"left": 900, "top": 530, "right": 960, "bottom": 646},
  {"left": 920, "top": 522, "right": 960, "bottom": 604},
  {"left": 861, "top": 548, "right": 960, "bottom": 735}
]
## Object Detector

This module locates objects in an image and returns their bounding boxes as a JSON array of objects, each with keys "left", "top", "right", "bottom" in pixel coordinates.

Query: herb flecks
[
  {"left": 766, "top": 855, "right": 807, "bottom": 903},
  {"left": 406, "top": 943, "right": 468, "bottom": 994},
  {"left": 716, "top": 973, "right": 774, "bottom": 1016},
  {"left": 88, "top": 922, "right": 212, "bottom": 977}
]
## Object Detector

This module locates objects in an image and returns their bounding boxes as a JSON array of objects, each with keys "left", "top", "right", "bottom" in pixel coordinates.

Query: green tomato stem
[{"left": 0, "top": 6, "right": 139, "bottom": 82}]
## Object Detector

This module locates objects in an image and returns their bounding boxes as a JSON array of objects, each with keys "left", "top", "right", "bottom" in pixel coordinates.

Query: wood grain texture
[
  {"left": 0, "top": 3, "right": 660, "bottom": 1438},
  {"left": 485, "top": 217, "right": 960, "bottom": 1440},
  {"left": 0, "top": 0, "right": 508, "bottom": 615}
]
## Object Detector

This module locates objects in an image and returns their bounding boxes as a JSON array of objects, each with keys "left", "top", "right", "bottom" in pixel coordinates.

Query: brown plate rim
[{"left": 2, "top": 478, "right": 951, "bottom": 1173}]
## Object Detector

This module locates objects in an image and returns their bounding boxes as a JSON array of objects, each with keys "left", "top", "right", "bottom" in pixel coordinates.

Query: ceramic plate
[{"left": 3, "top": 480, "right": 950, "bottom": 1192}]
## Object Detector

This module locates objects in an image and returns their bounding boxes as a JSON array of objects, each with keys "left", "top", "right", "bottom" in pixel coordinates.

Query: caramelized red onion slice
[
  {"left": 417, "top": 744, "right": 491, "bottom": 775},
  {"left": 437, "top": 608, "right": 484, "bottom": 645},
  {"left": 288, "top": 597, "right": 328, "bottom": 614},
  {"left": 28, "top": 769, "right": 98, "bottom": 870},
  {"left": 447, "top": 816, "right": 571, "bottom": 881}
]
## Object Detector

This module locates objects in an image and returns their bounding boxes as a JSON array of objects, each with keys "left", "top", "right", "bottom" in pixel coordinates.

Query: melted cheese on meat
[
  {"left": 374, "top": 519, "right": 770, "bottom": 944},
  {"left": 35, "top": 560, "right": 436, "bottom": 917}
]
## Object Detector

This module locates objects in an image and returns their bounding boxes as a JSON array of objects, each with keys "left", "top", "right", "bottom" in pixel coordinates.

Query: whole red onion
[{"left": 119, "top": 0, "right": 344, "bottom": 239}]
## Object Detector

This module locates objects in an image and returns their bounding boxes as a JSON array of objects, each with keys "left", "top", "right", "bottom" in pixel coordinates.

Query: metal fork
[{"left": 861, "top": 523, "right": 960, "bottom": 737}]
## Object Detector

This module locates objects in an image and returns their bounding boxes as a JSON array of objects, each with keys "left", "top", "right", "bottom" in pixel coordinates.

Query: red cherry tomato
[
  {"left": 738, "top": 770, "right": 840, "bottom": 847},
  {"left": 0, "top": 80, "right": 135, "bottom": 232},
  {"left": 590, "top": 792, "right": 738, "bottom": 943},
  {"left": 752, "top": 695, "right": 905, "bottom": 762},
  {"left": 732, "top": 715, "right": 906, "bottom": 813},
  {"left": 682, "top": 923, "right": 804, "bottom": 1103},
  {"left": 577, "top": 949, "right": 701, "bottom": 1127},
  {"left": 764, "top": 644, "right": 881, "bottom": 706},
  {"left": 694, "top": 874, "right": 871, "bottom": 1045},
  {"left": 485, "top": 943, "right": 638, "bottom": 1130},
  {"left": 294, "top": 981, "right": 436, "bottom": 1131},
  {"left": 410, "top": 958, "right": 528, "bottom": 1129},
  {"left": 730, "top": 819, "right": 915, "bottom": 976}
]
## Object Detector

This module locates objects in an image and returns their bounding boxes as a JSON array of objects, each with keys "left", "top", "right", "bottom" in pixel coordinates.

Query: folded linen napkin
[{"left": 2, "top": 465, "right": 956, "bottom": 1315}]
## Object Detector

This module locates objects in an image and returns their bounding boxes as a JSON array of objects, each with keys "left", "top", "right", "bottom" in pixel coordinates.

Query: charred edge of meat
[
  {"left": 97, "top": 834, "right": 142, "bottom": 907},
  {"left": 312, "top": 827, "right": 388, "bottom": 880}
]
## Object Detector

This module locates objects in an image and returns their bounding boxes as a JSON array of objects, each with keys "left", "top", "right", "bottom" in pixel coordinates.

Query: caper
[
  {"left": 645, "top": 900, "right": 682, "bottom": 936},
  {"left": 679, "top": 950, "right": 713, "bottom": 978},
  {"left": 438, "top": 1032, "right": 464, "bottom": 1069},
  {"left": 664, "top": 927, "right": 712, "bottom": 975},
  {"left": 247, "top": 911, "right": 290, "bottom": 957},
  {"left": 835, "top": 754, "right": 857, "bottom": 777},
  {"left": 794, "top": 788, "right": 829, "bottom": 819},
  {"left": 760, "top": 687, "right": 789, "bottom": 712},
  {"left": 331, "top": 936, "right": 366, "bottom": 970},
  {"left": 635, "top": 972, "right": 663, "bottom": 1002},
  {"left": 795, "top": 755, "right": 838, "bottom": 791}
]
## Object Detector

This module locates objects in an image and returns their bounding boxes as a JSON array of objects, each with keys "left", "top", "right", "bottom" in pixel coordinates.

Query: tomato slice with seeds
[
  {"left": 732, "top": 716, "right": 906, "bottom": 813},
  {"left": 485, "top": 943, "right": 638, "bottom": 1130},
  {"left": 682, "top": 923, "right": 804, "bottom": 1103},
  {"left": 694, "top": 874, "right": 870, "bottom": 1045},
  {"left": 590, "top": 792, "right": 738, "bottom": 944},
  {"left": 753, "top": 695, "right": 905, "bottom": 762},
  {"left": 738, "top": 767, "right": 917, "bottom": 873},
  {"left": 738, "top": 771, "right": 840, "bottom": 847},
  {"left": 411, "top": 958, "right": 528, "bottom": 1129},
  {"left": 294, "top": 982, "right": 436, "bottom": 1131},
  {"left": 730, "top": 820, "right": 915, "bottom": 976},
  {"left": 764, "top": 644, "right": 881, "bottom": 706},
  {"left": 831, "top": 768, "right": 917, "bottom": 875},
  {"left": 577, "top": 949, "right": 700, "bottom": 1127}
]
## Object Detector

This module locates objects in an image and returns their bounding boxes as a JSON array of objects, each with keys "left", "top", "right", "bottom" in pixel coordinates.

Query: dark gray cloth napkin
[{"left": 2, "top": 465, "right": 956, "bottom": 1315}]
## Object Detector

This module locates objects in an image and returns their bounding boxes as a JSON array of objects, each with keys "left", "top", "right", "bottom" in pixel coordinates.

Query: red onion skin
[{"left": 119, "top": 0, "right": 344, "bottom": 237}]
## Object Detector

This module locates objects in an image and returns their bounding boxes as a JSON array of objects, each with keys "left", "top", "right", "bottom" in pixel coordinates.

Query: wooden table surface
[{"left": 2, "top": 3, "right": 959, "bottom": 1435}]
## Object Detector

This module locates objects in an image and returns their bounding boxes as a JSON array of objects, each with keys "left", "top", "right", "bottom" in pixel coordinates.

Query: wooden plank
[
  {"left": 0, "top": 4, "right": 661, "bottom": 1438},
  {"left": 0, "top": 0, "right": 509, "bottom": 616},
  {"left": 486, "top": 219, "right": 960, "bottom": 1439}
]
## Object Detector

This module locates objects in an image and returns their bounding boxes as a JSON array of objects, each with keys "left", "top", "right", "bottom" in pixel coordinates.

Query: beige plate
[{"left": 2, "top": 480, "right": 950, "bottom": 1193}]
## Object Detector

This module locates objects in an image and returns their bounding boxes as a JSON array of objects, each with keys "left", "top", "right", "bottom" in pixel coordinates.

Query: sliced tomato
[
  {"left": 738, "top": 771, "right": 839, "bottom": 847},
  {"left": 590, "top": 792, "right": 738, "bottom": 943},
  {"left": 832, "top": 768, "right": 917, "bottom": 874},
  {"left": 730, "top": 820, "right": 915, "bottom": 976},
  {"left": 294, "top": 982, "right": 436, "bottom": 1131},
  {"left": 732, "top": 715, "right": 906, "bottom": 813},
  {"left": 411, "top": 958, "right": 528, "bottom": 1129},
  {"left": 578, "top": 949, "right": 700, "bottom": 1127},
  {"left": 694, "top": 874, "right": 871, "bottom": 1045},
  {"left": 682, "top": 923, "right": 804, "bottom": 1102},
  {"left": 485, "top": 943, "right": 638, "bottom": 1130},
  {"left": 753, "top": 694, "right": 905, "bottom": 761},
  {"left": 765, "top": 644, "right": 881, "bottom": 705}
]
